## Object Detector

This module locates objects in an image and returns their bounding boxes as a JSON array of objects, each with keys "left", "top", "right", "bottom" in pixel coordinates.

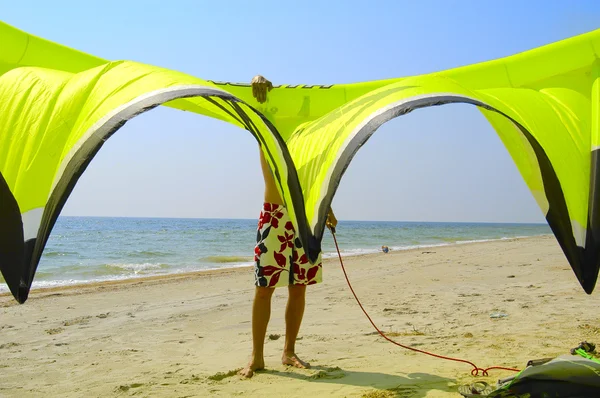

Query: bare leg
[
  {"left": 282, "top": 284, "right": 310, "bottom": 368},
  {"left": 239, "top": 286, "right": 275, "bottom": 378}
]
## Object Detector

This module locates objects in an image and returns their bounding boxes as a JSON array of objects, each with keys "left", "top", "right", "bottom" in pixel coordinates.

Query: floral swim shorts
[{"left": 254, "top": 203, "right": 323, "bottom": 288}]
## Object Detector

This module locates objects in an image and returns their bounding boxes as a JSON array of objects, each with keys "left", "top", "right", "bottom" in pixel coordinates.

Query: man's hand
[
  {"left": 251, "top": 75, "right": 273, "bottom": 104},
  {"left": 326, "top": 209, "right": 338, "bottom": 233}
]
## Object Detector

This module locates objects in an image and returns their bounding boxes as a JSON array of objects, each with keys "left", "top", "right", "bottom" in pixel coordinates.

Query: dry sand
[{"left": 1, "top": 235, "right": 599, "bottom": 397}]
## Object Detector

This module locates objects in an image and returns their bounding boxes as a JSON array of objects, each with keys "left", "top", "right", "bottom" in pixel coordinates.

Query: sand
[{"left": 1, "top": 235, "right": 599, "bottom": 397}]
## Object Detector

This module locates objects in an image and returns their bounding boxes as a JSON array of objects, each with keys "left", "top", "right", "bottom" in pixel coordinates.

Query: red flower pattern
[
  {"left": 254, "top": 245, "right": 261, "bottom": 262},
  {"left": 254, "top": 203, "right": 322, "bottom": 287},
  {"left": 306, "top": 264, "right": 321, "bottom": 283},
  {"left": 274, "top": 251, "right": 286, "bottom": 267},
  {"left": 285, "top": 221, "right": 295, "bottom": 232},
  {"left": 293, "top": 264, "right": 306, "bottom": 281},
  {"left": 278, "top": 231, "right": 294, "bottom": 252},
  {"left": 257, "top": 204, "right": 285, "bottom": 230}
]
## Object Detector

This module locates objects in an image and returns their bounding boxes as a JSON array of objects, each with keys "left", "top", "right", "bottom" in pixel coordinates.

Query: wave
[
  {"left": 124, "top": 250, "right": 173, "bottom": 258},
  {"left": 105, "top": 263, "right": 169, "bottom": 274},
  {"left": 0, "top": 233, "right": 550, "bottom": 295},
  {"left": 0, "top": 263, "right": 250, "bottom": 293},
  {"left": 43, "top": 250, "right": 80, "bottom": 257}
]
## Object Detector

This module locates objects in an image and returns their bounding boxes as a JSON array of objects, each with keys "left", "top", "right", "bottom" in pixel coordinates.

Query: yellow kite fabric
[{"left": 1, "top": 21, "right": 599, "bottom": 303}]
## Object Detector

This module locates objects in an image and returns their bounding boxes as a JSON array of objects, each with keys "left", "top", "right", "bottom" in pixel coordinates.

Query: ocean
[{"left": 0, "top": 217, "right": 551, "bottom": 292}]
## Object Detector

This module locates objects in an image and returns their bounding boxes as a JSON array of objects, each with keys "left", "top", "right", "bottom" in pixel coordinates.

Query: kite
[{"left": 1, "top": 20, "right": 599, "bottom": 303}]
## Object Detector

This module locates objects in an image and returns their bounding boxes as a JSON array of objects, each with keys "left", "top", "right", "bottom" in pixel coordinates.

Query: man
[{"left": 239, "top": 75, "right": 337, "bottom": 378}]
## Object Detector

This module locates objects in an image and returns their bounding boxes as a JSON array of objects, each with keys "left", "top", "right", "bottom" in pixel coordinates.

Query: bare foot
[
  {"left": 282, "top": 353, "right": 311, "bottom": 369},
  {"left": 238, "top": 358, "right": 264, "bottom": 378}
]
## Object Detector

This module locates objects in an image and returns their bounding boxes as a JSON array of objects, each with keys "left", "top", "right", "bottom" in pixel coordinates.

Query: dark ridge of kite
[
  {"left": 583, "top": 148, "right": 600, "bottom": 292},
  {"left": 201, "top": 95, "right": 314, "bottom": 264},
  {"left": 313, "top": 93, "right": 596, "bottom": 294},
  {"left": 222, "top": 99, "right": 315, "bottom": 266},
  {"left": 0, "top": 170, "right": 26, "bottom": 302},
  {"left": 14, "top": 86, "right": 313, "bottom": 304},
  {"left": 514, "top": 119, "right": 590, "bottom": 292}
]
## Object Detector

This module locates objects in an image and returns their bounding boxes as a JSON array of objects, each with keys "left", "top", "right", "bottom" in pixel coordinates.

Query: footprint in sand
[
  {"left": 307, "top": 367, "right": 346, "bottom": 380},
  {"left": 361, "top": 385, "right": 418, "bottom": 398},
  {"left": 390, "top": 386, "right": 419, "bottom": 398},
  {"left": 0, "top": 342, "right": 19, "bottom": 350},
  {"left": 115, "top": 383, "right": 145, "bottom": 392},
  {"left": 63, "top": 316, "right": 92, "bottom": 327},
  {"left": 208, "top": 369, "right": 241, "bottom": 381},
  {"left": 169, "top": 313, "right": 189, "bottom": 320},
  {"left": 180, "top": 374, "right": 202, "bottom": 384}
]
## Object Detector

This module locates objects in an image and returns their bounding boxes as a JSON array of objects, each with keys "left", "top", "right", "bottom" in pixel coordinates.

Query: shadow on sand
[{"left": 264, "top": 365, "right": 458, "bottom": 397}]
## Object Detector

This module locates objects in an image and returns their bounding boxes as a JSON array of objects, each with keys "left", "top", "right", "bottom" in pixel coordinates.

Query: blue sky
[{"left": 3, "top": 1, "right": 599, "bottom": 222}]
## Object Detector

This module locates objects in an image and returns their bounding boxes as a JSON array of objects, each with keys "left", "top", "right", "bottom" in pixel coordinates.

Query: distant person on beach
[
  {"left": 381, "top": 245, "right": 390, "bottom": 254},
  {"left": 239, "top": 75, "right": 337, "bottom": 378}
]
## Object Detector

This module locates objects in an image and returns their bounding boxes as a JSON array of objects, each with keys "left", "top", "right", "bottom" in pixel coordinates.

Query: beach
[{"left": 1, "top": 234, "right": 598, "bottom": 397}]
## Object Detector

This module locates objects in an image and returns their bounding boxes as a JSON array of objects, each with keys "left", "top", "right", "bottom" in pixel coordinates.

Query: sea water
[{"left": 0, "top": 217, "right": 551, "bottom": 292}]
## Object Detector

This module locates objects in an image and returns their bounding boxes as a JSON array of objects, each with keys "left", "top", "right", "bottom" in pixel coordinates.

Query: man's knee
[{"left": 255, "top": 286, "right": 275, "bottom": 300}]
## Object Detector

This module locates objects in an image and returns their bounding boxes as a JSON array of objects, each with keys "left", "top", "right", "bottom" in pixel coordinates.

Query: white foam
[
  {"left": 0, "top": 275, "right": 143, "bottom": 293},
  {"left": 323, "top": 234, "right": 550, "bottom": 258},
  {"left": 106, "top": 262, "right": 164, "bottom": 273}
]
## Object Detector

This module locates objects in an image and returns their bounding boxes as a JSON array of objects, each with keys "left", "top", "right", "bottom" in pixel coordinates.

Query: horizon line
[{"left": 57, "top": 214, "right": 549, "bottom": 226}]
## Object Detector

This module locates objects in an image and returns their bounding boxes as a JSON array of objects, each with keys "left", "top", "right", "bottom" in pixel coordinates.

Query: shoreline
[{"left": 1, "top": 234, "right": 550, "bottom": 304}]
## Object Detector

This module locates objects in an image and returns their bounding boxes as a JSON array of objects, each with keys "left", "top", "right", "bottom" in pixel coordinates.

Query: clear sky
[{"left": 3, "top": 1, "right": 599, "bottom": 223}]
